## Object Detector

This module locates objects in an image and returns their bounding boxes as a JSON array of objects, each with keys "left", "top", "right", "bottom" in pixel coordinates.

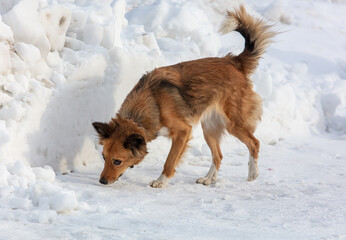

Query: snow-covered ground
[{"left": 0, "top": 0, "right": 346, "bottom": 239}]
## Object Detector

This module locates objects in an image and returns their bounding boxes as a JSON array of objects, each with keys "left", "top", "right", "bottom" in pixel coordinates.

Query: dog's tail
[{"left": 219, "top": 5, "right": 276, "bottom": 76}]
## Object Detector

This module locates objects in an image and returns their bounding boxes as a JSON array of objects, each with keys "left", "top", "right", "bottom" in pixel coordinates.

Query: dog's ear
[
  {"left": 124, "top": 134, "right": 145, "bottom": 149},
  {"left": 92, "top": 122, "right": 115, "bottom": 139},
  {"left": 123, "top": 134, "right": 146, "bottom": 157},
  {"left": 123, "top": 134, "right": 148, "bottom": 160}
]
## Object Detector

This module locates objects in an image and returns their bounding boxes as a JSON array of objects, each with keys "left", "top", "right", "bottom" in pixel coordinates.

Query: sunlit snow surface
[{"left": 0, "top": 0, "right": 346, "bottom": 239}]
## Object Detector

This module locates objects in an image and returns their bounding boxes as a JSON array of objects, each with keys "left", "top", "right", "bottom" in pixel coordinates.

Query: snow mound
[
  {"left": 0, "top": 0, "right": 344, "bottom": 175},
  {"left": 0, "top": 161, "right": 78, "bottom": 224},
  {"left": 0, "top": 0, "right": 128, "bottom": 171}
]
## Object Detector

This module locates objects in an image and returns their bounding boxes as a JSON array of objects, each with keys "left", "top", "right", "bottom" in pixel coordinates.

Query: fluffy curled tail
[{"left": 219, "top": 5, "right": 276, "bottom": 76}]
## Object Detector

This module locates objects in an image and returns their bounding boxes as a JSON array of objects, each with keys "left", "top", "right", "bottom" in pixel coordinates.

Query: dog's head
[{"left": 92, "top": 117, "right": 147, "bottom": 185}]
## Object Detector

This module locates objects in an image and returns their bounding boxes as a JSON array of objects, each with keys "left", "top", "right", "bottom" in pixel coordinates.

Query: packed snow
[{"left": 0, "top": 0, "right": 345, "bottom": 239}]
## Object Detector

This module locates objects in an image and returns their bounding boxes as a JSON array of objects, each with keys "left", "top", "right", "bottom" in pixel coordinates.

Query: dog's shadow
[{"left": 26, "top": 75, "right": 117, "bottom": 173}]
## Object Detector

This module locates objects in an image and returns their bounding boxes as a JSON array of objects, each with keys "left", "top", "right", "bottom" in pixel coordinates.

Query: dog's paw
[
  {"left": 247, "top": 172, "right": 258, "bottom": 181},
  {"left": 150, "top": 180, "right": 167, "bottom": 188},
  {"left": 196, "top": 176, "right": 216, "bottom": 186},
  {"left": 196, "top": 163, "right": 217, "bottom": 186},
  {"left": 150, "top": 174, "right": 169, "bottom": 188},
  {"left": 247, "top": 157, "right": 258, "bottom": 181}
]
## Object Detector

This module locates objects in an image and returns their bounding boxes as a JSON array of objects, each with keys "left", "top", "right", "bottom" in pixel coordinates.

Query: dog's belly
[
  {"left": 200, "top": 104, "right": 228, "bottom": 134},
  {"left": 157, "top": 126, "right": 170, "bottom": 137}
]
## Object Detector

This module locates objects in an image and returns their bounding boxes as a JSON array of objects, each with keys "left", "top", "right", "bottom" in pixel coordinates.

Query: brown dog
[{"left": 93, "top": 6, "right": 276, "bottom": 188}]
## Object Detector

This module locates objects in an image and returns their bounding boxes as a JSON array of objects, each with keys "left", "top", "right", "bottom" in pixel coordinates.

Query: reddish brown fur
[{"left": 93, "top": 5, "right": 276, "bottom": 186}]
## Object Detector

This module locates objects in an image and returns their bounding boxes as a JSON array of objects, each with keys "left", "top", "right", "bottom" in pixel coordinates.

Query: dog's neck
[
  {"left": 118, "top": 91, "right": 161, "bottom": 142},
  {"left": 117, "top": 113, "right": 159, "bottom": 142}
]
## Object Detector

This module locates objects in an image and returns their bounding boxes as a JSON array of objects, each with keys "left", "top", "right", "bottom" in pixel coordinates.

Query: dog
[{"left": 93, "top": 5, "right": 276, "bottom": 188}]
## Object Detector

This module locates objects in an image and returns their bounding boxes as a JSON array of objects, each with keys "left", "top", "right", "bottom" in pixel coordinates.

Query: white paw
[
  {"left": 196, "top": 176, "right": 217, "bottom": 185},
  {"left": 150, "top": 174, "right": 169, "bottom": 188},
  {"left": 247, "top": 171, "right": 258, "bottom": 181},
  {"left": 150, "top": 180, "right": 167, "bottom": 188},
  {"left": 247, "top": 156, "right": 258, "bottom": 181},
  {"left": 196, "top": 163, "right": 217, "bottom": 186}
]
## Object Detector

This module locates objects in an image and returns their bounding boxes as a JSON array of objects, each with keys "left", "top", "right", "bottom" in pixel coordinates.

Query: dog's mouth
[{"left": 99, "top": 174, "right": 123, "bottom": 185}]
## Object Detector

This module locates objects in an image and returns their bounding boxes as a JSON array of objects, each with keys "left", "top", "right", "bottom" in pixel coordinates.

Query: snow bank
[
  {"left": 0, "top": 0, "right": 344, "bottom": 170},
  {"left": 0, "top": 0, "right": 129, "bottom": 171},
  {"left": 0, "top": 0, "right": 130, "bottom": 224},
  {"left": 0, "top": 161, "right": 78, "bottom": 224},
  {"left": 0, "top": 0, "right": 344, "bottom": 161}
]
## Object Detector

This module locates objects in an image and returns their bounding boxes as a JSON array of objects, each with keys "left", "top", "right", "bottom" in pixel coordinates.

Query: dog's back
[{"left": 125, "top": 5, "right": 276, "bottom": 128}]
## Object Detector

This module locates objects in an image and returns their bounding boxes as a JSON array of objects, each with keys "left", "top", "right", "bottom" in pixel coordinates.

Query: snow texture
[{"left": 0, "top": 0, "right": 346, "bottom": 239}]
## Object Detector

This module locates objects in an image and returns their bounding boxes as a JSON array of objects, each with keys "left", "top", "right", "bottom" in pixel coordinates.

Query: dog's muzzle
[
  {"left": 99, "top": 174, "right": 124, "bottom": 185},
  {"left": 99, "top": 178, "right": 108, "bottom": 185}
]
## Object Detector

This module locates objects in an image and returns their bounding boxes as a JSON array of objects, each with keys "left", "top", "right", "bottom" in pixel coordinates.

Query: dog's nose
[{"left": 99, "top": 178, "right": 108, "bottom": 185}]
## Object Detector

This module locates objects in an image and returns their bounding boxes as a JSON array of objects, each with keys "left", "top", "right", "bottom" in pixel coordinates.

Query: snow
[
  {"left": 0, "top": 0, "right": 346, "bottom": 239},
  {"left": 40, "top": 5, "right": 71, "bottom": 51},
  {"left": 0, "top": 161, "right": 77, "bottom": 224},
  {"left": 2, "top": 0, "right": 51, "bottom": 57}
]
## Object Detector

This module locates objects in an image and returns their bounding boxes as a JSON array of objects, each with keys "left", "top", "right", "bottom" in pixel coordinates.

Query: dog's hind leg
[
  {"left": 196, "top": 126, "right": 223, "bottom": 185},
  {"left": 224, "top": 90, "right": 262, "bottom": 181},
  {"left": 227, "top": 125, "right": 260, "bottom": 181},
  {"left": 150, "top": 120, "right": 192, "bottom": 188}
]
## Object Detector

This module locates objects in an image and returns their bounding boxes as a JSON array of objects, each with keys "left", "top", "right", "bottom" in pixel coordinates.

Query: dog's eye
[
  {"left": 113, "top": 159, "right": 122, "bottom": 165},
  {"left": 102, "top": 154, "right": 105, "bottom": 161}
]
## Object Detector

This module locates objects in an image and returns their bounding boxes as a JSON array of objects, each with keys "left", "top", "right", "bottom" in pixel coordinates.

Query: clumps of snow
[
  {"left": 2, "top": 0, "right": 50, "bottom": 57},
  {"left": 40, "top": 5, "right": 71, "bottom": 51},
  {"left": 2, "top": 0, "right": 70, "bottom": 55},
  {"left": 67, "top": 0, "right": 127, "bottom": 49},
  {"left": 321, "top": 93, "right": 341, "bottom": 119},
  {"left": 0, "top": 161, "right": 78, "bottom": 224},
  {"left": 321, "top": 92, "right": 346, "bottom": 134},
  {"left": 30, "top": 180, "right": 78, "bottom": 213},
  {"left": 126, "top": 0, "right": 220, "bottom": 58},
  {"left": 0, "top": 17, "right": 14, "bottom": 74},
  {"left": 262, "top": 2, "right": 292, "bottom": 25}
]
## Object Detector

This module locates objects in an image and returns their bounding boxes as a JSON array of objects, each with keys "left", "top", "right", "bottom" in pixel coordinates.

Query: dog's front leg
[{"left": 150, "top": 125, "right": 191, "bottom": 188}]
